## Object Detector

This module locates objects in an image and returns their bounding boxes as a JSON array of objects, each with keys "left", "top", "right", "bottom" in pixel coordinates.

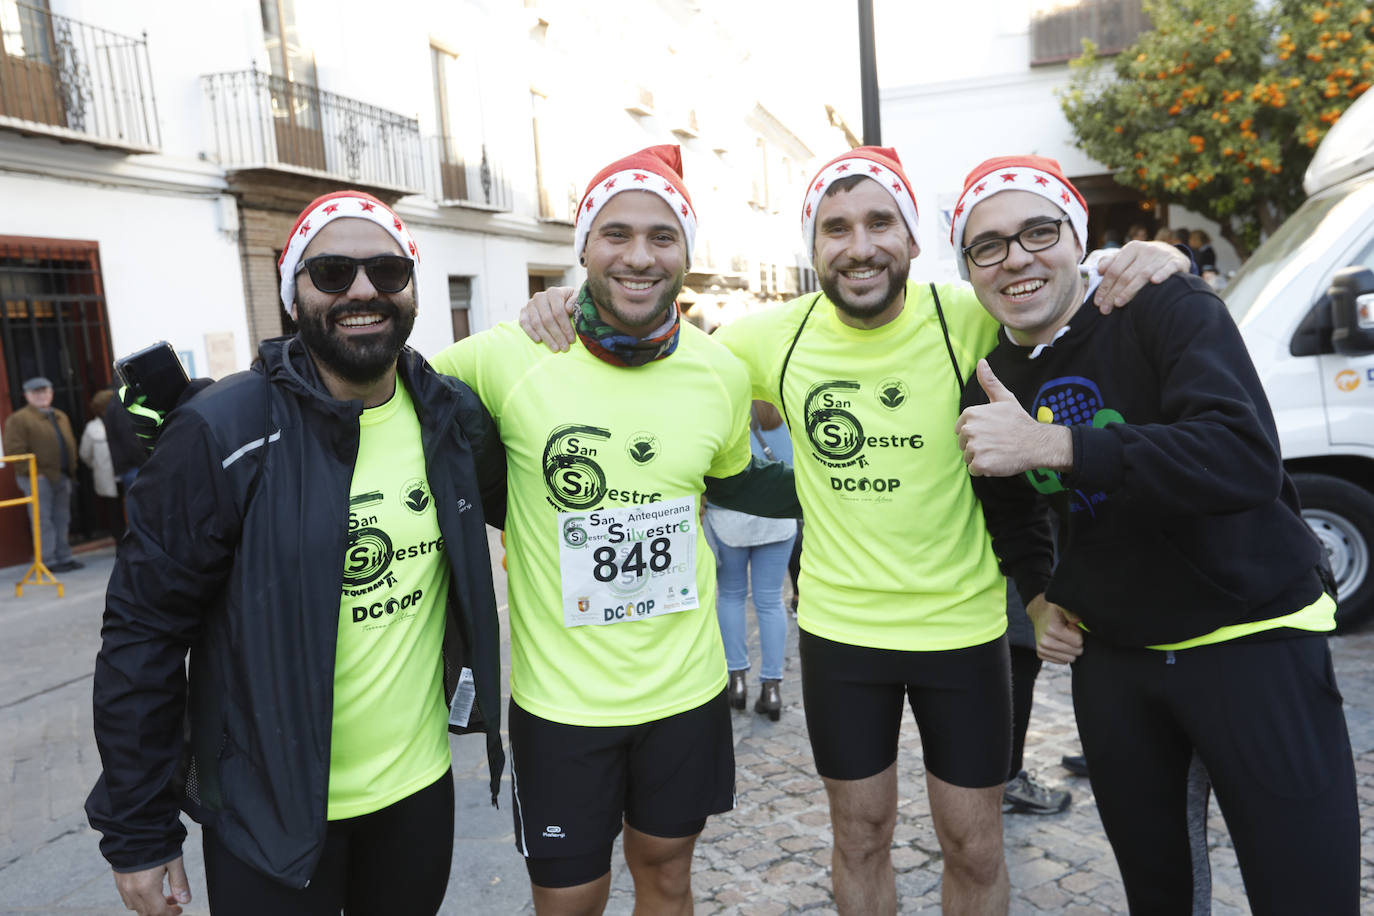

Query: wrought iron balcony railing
[
  {"left": 424, "top": 136, "right": 512, "bottom": 210},
  {"left": 201, "top": 70, "right": 423, "bottom": 192},
  {"left": 0, "top": 2, "right": 160, "bottom": 150}
]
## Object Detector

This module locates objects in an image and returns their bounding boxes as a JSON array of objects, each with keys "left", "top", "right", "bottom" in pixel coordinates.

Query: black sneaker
[
  {"left": 1061, "top": 754, "right": 1090, "bottom": 778},
  {"left": 1003, "top": 770, "right": 1070, "bottom": 815}
]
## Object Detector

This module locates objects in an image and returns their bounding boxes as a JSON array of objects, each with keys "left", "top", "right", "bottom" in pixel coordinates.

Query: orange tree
[{"left": 1060, "top": 0, "right": 1373, "bottom": 257}]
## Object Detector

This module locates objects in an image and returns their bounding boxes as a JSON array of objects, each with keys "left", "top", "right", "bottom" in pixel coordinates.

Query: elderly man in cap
[
  {"left": 519, "top": 146, "right": 1189, "bottom": 915},
  {"left": 87, "top": 190, "right": 508, "bottom": 916},
  {"left": 4, "top": 376, "right": 80, "bottom": 571},
  {"left": 954, "top": 155, "right": 1359, "bottom": 914}
]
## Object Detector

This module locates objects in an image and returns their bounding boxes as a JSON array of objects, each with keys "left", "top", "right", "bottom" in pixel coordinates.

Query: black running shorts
[
  {"left": 800, "top": 630, "right": 1011, "bottom": 787},
  {"left": 509, "top": 690, "right": 735, "bottom": 887}
]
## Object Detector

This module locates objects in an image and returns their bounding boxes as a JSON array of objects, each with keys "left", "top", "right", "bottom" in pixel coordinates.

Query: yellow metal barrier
[{"left": 0, "top": 453, "right": 64, "bottom": 597}]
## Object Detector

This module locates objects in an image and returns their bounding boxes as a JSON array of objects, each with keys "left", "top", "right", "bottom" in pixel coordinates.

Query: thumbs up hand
[
  {"left": 976, "top": 358, "right": 1017, "bottom": 404},
  {"left": 956, "top": 360, "right": 1074, "bottom": 477}
]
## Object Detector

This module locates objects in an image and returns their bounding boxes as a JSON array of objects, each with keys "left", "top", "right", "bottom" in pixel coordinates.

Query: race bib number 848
[{"left": 559, "top": 496, "right": 699, "bottom": 627}]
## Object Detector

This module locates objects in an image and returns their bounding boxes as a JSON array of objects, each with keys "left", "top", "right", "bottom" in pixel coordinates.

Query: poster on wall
[{"left": 205, "top": 332, "right": 236, "bottom": 379}]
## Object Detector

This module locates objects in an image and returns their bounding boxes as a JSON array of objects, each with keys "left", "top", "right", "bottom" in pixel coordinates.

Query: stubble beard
[
  {"left": 585, "top": 272, "right": 683, "bottom": 336},
  {"left": 819, "top": 257, "right": 912, "bottom": 322}
]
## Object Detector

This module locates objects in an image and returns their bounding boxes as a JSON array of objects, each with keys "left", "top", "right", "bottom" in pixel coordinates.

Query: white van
[{"left": 1221, "top": 88, "right": 1374, "bottom": 630}]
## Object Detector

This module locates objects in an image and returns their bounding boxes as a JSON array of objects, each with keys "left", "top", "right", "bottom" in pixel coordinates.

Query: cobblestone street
[{"left": 2, "top": 540, "right": 1371, "bottom": 914}]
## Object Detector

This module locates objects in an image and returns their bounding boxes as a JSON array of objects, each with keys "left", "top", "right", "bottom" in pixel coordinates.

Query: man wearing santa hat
[
  {"left": 431, "top": 145, "right": 796, "bottom": 915},
  {"left": 87, "top": 191, "right": 508, "bottom": 915},
  {"left": 519, "top": 146, "right": 1188, "bottom": 914},
  {"left": 954, "top": 155, "right": 1358, "bottom": 914}
]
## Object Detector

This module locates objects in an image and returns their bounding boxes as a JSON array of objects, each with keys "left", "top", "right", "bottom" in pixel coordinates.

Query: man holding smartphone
[{"left": 87, "top": 191, "right": 508, "bottom": 916}]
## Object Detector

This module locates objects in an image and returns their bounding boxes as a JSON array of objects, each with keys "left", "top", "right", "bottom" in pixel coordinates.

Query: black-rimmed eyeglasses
[
  {"left": 296, "top": 255, "right": 414, "bottom": 294},
  {"left": 962, "top": 219, "right": 1068, "bottom": 268}
]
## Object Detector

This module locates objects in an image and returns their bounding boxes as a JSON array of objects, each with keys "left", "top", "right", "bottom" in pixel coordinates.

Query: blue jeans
[
  {"left": 714, "top": 533, "right": 796, "bottom": 682},
  {"left": 15, "top": 474, "right": 73, "bottom": 565}
]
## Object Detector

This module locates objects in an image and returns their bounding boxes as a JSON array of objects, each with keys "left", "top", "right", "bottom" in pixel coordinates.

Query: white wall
[{"left": 0, "top": 169, "right": 251, "bottom": 378}]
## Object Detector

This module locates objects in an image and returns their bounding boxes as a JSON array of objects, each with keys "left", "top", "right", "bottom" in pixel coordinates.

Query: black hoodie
[{"left": 962, "top": 274, "right": 1323, "bottom": 647}]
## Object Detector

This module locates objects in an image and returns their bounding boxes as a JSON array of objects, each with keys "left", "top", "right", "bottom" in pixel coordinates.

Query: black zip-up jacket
[
  {"left": 86, "top": 336, "right": 508, "bottom": 887},
  {"left": 963, "top": 275, "right": 1323, "bottom": 646}
]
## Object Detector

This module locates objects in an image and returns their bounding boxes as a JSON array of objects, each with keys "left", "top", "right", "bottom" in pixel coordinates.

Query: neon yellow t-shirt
[
  {"left": 715, "top": 281, "right": 1006, "bottom": 651},
  {"left": 328, "top": 381, "right": 452, "bottom": 819},
  {"left": 432, "top": 321, "right": 752, "bottom": 727}
]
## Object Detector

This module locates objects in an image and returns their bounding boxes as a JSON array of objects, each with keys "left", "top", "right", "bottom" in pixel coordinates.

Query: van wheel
[{"left": 1293, "top": 473, "right": 1374, "bottom": 632}]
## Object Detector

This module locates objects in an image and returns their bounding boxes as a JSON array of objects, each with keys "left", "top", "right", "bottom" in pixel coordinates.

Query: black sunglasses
[{"left": 296, "top": 255, "right": 414, "bottom": 294}]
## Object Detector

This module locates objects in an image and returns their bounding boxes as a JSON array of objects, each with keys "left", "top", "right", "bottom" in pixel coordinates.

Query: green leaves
[{"left": 1060, "top": 0, "right": 1374, "bottom": 256}]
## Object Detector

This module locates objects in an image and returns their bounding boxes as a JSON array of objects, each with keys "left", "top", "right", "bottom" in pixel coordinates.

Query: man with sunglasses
[
  {"left": 519, "top": 147, "right": 1188, "bottom": 915},
  {"left": 954, "top": 155, "right": 1359, "bottom": 914},
  {"left": 87, "top": 190, "right": 508, "bottom": 916}
]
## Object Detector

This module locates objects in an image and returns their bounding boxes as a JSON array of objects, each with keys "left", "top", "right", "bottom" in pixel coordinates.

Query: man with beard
[
  {"left": 519, "top": 146, "right": 1189, "bottom": 915},
  {"left": 87, "top": 190, "right": 508, "bottom": 916},
  {"left": 429, "top": 145, "right": 794, "bottom": 916}
]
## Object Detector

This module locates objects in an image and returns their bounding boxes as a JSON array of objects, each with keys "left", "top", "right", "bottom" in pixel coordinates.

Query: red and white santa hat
[
  {"left": 950, "top": 155, "right": 1088, "bottom": 280},
  {"left": 574, "top": 145, "right": 697, "bottom": 267},
  {"left": 800, "top": 146, "right": 920, "bottom": 256},
  {"left": 278, "top": 190, "right": 420, "bottom": 316}
]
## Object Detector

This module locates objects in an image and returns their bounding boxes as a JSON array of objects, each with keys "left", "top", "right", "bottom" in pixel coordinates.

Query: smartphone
[{"left": 114, "top": 341, "right": 190, "bottom": 414}]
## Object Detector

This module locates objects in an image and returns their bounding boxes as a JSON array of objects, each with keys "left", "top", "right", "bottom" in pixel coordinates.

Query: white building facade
[{"left": 0, "top": 0, "right": 855, "bottom": 565}]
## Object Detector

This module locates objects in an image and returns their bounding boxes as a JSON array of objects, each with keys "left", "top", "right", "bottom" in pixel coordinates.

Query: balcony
[
  {"left": 201, "top": 70, "right": 423, "bottom": 194},
  {"left": 0, "top": 2, "right": 160, "bottom": 152},
  {"left": 423, "top": 137, "right": 512, "bottom": 210},
  {"left": 1031, "top": 0, "right": 1151, "bottom": 66}
]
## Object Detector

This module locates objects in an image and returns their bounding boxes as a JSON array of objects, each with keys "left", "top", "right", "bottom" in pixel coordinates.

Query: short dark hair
[{"left": 823, "top": 174, "right": 870, "bottom": 198}]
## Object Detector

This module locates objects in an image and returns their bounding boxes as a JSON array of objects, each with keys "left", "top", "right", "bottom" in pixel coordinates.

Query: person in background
[
  {"left": 707, "top": 400, "right": 799, "bottom": 720},
  {"left": 103, "top": 384, "right": 148, "bottom": 491},
  {"left": 1188, "top": 229, "right": 1220, "bottom": 288},
  {"left": 1001, "top": 582, "right": 1071, "bottom": 815},
  {"left": 80, "top": 389, "right": 125, "bottom": 545},
  {"left": 4, "top": 376, "right": 81, "bottom": 571},
  {"left": 1126, "top": 224, "right": 1149, "bottom": 243}
]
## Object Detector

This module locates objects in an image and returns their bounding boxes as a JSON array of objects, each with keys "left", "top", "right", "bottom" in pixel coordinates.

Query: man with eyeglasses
[
  {"left": 954, "top": 155, "right": 1359, "bottom": 914},
  {"left": 87, "top": 190, "right": 508, "bottom": 916},
  {"left": 518, "top": 146, "right": 1189, "bottom": 915}
]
